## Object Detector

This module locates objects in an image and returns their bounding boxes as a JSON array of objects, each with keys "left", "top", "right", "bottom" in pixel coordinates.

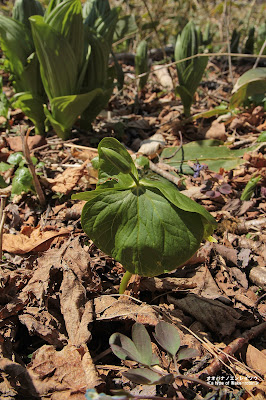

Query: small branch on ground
[
  {"left": 149, "top": 160, "right": 181, "bottom": 186},
  {"left": 161, "top": 131, "right": 183, "bottom": 161},
  {"left": 195, "top": 322, "right": 266, "bottom": 378},
  {"left": 21, "top": 127, "right": 46, "bottom": 207}
]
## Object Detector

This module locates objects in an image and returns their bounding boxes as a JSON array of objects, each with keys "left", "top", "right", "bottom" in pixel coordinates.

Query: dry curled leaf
[
  {"left": 246, "top": 345, "right": 266, "bottom": 377},
  {"left": 3, "top": 225, "right": 70, "bottom": 254},
  {"left": 94, "top": 296, "right": 159, "bottom": 326},
  {"left": 45, "top": 160, "right": 89, "bottom": 194},
  {"left": 25, "top": 344, "right": 104, "bottom": 399},
  {"left": 138, "top": 133, "right": 166, "bottom": 158},
  {"left": 203, "top": 119, "right": 227, "bottom": 141},
  {"left": 168, "top": 293, "right": 242, "bottom": 338},
  {"left": 6, "top": 135, "right": 47, "bottom": 152}
]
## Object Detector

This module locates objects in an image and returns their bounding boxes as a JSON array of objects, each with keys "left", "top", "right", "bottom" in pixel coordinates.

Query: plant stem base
[{"left": 119, "top": 271, "right": 133, "bottom": 294}]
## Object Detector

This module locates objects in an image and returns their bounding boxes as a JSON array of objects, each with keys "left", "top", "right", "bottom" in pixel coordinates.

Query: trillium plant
[{"left": 72, "top": 138, "right": 216, "bottom": 293}]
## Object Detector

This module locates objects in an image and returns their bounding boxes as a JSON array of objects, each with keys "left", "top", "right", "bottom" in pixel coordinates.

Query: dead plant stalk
[{"left": 21, "top": 127, "right": 46, "bottom": 207}]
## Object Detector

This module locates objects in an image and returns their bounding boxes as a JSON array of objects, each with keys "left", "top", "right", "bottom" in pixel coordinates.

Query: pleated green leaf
[
  {"left": 30, "top": 15, "right": 78, "bottom": 100},
  {"left": 80, "top": 87, "right": 113, "bottom": 127},
  {"left": 83, "top": 0, "right": 111, "bottom": 26},
  {"left": 16, "top": 52, "right": 44, "bottom": 96},
  {"left": 13, "top": 92, "right": 45, "bottom": 134},
  {"left": 44, "top": 88, "right": 103, "bottom": 139},
  {"left": 12, "top": 0, "right": 44, "bottom": 30},
  {"left": 0, "top": 15, "right": 34, "bottom": 77},
  {"left": 175, "top": 21, "right": 209, "bottom": 116},
  {"left": 44, "top": 0, "right": 84, "bottom": 72},
  {"left": 83, "top": 29, "right": 109, "bottom": 91},
  {"left": 93, "top": 7, "right": 120, "bottom": 48}
]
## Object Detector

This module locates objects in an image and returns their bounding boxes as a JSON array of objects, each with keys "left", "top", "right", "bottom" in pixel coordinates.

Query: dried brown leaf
[
  {"left": 6, "top": 135, "right": 46, "bottom": 151},
  {"left": 26, "top": 344, "right": 103, "bottom": 399},
  {"left": 19, "top": 307, "right": 68, "bottom": 347},
  {"left": 46, "top": 160, "right": 89, "bottom": 194},
  {"left": 0, "top": 358, "right": 40, "bottom": 398},
  {"left": 3, "top": 225, "right": 70, "bottom": 254},
  {"left": 18, "top": 238, "right": 101, "bottom": 346},
  {"left": 168, "top": 293, "right": 242, "bottom": 338},
  {"left": 95, "top": 296, "right": 159, "bottom": 326},
  {"left": 203, "top": 119, "right": 227, "bottom": 141},
  {"left": 246, "top": 345, "right": 266, "bottom": 376},
  {"left": 138, "top": 133, "right": 166, "bottom": 157}
]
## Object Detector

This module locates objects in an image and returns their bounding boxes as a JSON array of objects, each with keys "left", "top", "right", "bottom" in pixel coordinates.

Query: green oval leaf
[
  {"left": 230, "top": 68, "right": 266, "bottom": 108},
  {"left": 11, "top": 166, "right": 34, "bottom": 196},
  {"left": 177, "top": 347, "right": 199, "bottom": 362},
  {"left": 81, "top": 185, "right": 204, "bottom": 276},
  {"left": 132, "top": 323, "right": 152, "bottom": 366},
  {"left": 257, "top": 131, "right": 266, "bottom": 143},
  {"left": 100, "top": 147, "right": 132, "bottom": 174},
  {"left": 7, "top": 152, "right": 24, "bottom": 166},
  {"left": 153, "top": 321, "right": 180, "bottom": 357},
  {"left": 109, "top": 332, "right": 141, "bottom": 363}
]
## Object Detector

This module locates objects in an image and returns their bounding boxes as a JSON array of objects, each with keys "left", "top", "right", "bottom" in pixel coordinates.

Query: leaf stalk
[{"left": 119, "top": 270, "right": 133, "bottom": 294}]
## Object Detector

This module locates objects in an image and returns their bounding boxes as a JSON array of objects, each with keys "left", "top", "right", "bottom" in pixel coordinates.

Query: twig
[
  {"left": 253, "top": 39, "right": 266, "bottom": 68},
  {"left": 149, "top": 160, "right": 181, "bottom": 186},
  {"left": 236, "top": 217, "right": 266, "bottom": 234},
  {"left": 161, "top": 131, "right": 183, "bottom": 160},
  {"left": 0, "top": 195, "right": 7, "bottom": 260},
  {"left": 195, "top": 322, "right": 266, "bottom": 378},
  {"left": 63, "top": 143, "right": 98, "bottom": 152},
  {"left": 21, "top": 127, "right": 46, "bottom": 207},
  {"left": 131, "top": 52, "right": 266, "bottom": 82}
]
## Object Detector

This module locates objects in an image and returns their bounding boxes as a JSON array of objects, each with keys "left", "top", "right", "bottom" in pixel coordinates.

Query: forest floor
[{"left": 0, "top": 56, "right": 266, "bottom": 400}]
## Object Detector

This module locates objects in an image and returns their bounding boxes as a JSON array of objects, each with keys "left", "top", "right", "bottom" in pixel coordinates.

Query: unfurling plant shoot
[
  {"left": 73, "top": 138, "right": 216, "bottom": 293},
  {"left": 135, "top": 40, "right": 149, "bottom": 90},
  {"left": 175, "top": 21, "right": 209, "bottom": 117}
]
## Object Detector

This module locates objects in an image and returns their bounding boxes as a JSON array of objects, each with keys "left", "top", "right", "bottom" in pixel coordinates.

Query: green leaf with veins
[
  {"left": 73, "top": 138, "right": 216, "bottom": 277},
  {"left": 11, "top": 166, "right": 34, "bottom": 196}
]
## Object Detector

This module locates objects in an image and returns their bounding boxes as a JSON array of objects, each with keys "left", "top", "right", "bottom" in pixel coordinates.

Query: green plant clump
[
  {"left": 73, "top": 138, "right": 216, "bottom": 293},
  {"left": 0, "top": 0, "right": 121, "bottom": 139},
  {"left": 109, "top": 321, "right": 199, "bottom": 385}
]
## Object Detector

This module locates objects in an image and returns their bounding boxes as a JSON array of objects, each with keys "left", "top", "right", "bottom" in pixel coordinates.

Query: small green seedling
[
  {"left": 240, "top": 175, "right": 261, "bottom": 201},
  {"left": 109, "top": 321, "right": 199, "bottom": 385},
  {"left": 73, "top": 137, "right": 216, "bottom": 293}
]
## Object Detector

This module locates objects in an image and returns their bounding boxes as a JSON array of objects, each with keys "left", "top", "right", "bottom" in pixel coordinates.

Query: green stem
[
  {"left": 129, "top": 172, "right": 139, "bottom": 186},
  {"left": 119, "top": 271, "right": 133, "bottom": 294}
]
